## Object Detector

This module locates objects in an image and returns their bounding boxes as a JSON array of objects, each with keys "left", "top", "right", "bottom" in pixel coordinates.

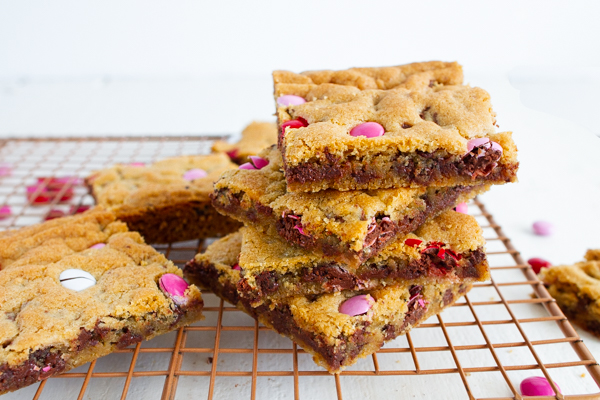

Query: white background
[{"left": 0, "top": 1, "right": 599, "bottom": 397}]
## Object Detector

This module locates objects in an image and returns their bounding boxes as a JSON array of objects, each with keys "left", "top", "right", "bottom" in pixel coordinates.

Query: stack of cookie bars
[{"left": 185, "top": 61, "right": 519, "bottom": 373}]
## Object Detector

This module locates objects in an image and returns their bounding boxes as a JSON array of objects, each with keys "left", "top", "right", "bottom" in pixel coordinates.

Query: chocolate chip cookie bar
[
  {"left": 87, "top": 153, "right": 242, "bottom": 243},
  {"left": 212, "top": 121, "right": 278, "bottom": 164},
  {"left": 539, "top": 249, "right": 600, "bottom": 336},
  {"left": 184, "top": 231, "right": 472, "bottom": 374},
  {"left": 186, "top": 210, "right": 488, "bottom": 307},
  {"left": 0, "top": 209, "right": 204, "bottom": 395},
  {"left": 273, "top": 61, "right": 519, "bottom": 192},
  {"left": 212, "top": 145, "right": 488, "bottom": 266}
]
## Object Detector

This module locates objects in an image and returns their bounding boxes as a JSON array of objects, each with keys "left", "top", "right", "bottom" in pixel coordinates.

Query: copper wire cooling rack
[{"left": 0, "top": 136, "right": 599, "bottom": 400}]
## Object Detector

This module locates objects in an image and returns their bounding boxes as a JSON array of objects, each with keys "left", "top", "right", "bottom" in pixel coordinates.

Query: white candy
[{"left": 59, "top": 269, "right": 96, "bottom": 291}]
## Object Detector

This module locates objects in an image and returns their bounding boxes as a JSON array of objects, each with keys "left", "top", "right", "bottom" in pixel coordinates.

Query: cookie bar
[
  {"left": 539, "top": 249, "right": 600, "bottom": 336},
  {"left": 212, "top": 145, "right": 488, "bottom": 266},
  {"left": 0, "top": 209, "right": 204, "bottom": 395},
  {"left": 186, "top": 210, "right": 488, "bottom": 307},
  {"left": 212, "top": 121, "right": 278, "bottom": 164},
  {"left": 184, "top": 232, "right": 472, "bottom": 374},
  {"left": 87, "top": 153, "right": 242, "bottom": 243},
  {"left": 273, "top": 61, "right": 519, "bottom": 192}
]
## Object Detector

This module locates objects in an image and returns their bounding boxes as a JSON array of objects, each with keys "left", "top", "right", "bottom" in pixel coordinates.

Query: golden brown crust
[
  {"left": 211, "top": 121, "right": 278, "bottom": 164},
  {"left": 539, "top": 251, "right": 600, "bottom": 335},
  {"left": 88, "top": 153, "right": 240, "bottom": 243},
  {"left": 213, "top": 146, "right": 488, "bottom": 257},
  {"left": 237, "top": 210, "right": 486, "bottom": 277},
  {"left": 185, "top": 231, "right": 473, "bottom": 373},
  {"left": 273, "top": 61, "right": 518, "bottom": 192},
  {"left": 0, "top": 209, "right": 204, "bottom": 394}
]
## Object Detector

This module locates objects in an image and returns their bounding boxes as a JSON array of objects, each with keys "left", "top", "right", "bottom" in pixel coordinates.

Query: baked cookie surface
[
  {"left": 0, "top": 210, "right": 204, "bottom": 395},
  {"left": 185, "top": 231, "right": 472, "bottom": 374},
  {"left": 186, "top": 210, "right": 488, "bottom": 307},
  {"left": 212, "top": 145, "right": 488, "bottom": 266},
  {"left": 274, "top": 61, "right": 518, "bottom": 192},
  {"left": 88, "top": 153, "right": 241, "bottom": 243},
  {"left": 539, "top": 249, "right": 600, "bottom": 335}
]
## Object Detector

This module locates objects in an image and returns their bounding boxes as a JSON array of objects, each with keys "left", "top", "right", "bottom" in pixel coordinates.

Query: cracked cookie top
[
  {"left": 212, "top": 121, "right": 278, "bottom": 164},
  {"left": 274, "top": 61, "right": 517, "bottom": 166},
  {"left": 0, "top": 209, "right": 202, "bottom": 366},
  {"left": 89, "top": 153, "right": 237, "bottom": 213}
]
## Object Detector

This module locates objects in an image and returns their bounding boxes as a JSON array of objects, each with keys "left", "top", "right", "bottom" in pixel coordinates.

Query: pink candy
[
  {"left": 183, "top": 168, "right": 208, "bottom": 181},
  {"left": 467, "top": 138, "right": 491, "bottom": 152},
  {"left": 455, "top": 202, "right": 468, "bottom": 214},
  {"left": 532, "top": 221, "right": 554, "bottom": 236},
  {"left": 0, "top": 164, "right": 11, "bottom": 177},
  {"left": 0, "top": 205, "right": 11, "bottom": 219},
  {"left": 225, "top": 149, "right": 239, "bottom": 160},
  {"left": 159, "top": 273, "right": 189, "bottom": 305},
  {"left": 239, "top": 156, "right": 269, "bottom": 170},
  {"left": 339, "top": 294, "right": 375, "bottom": 316},
  {"left": 90, "top": 243, "right": 106, "bottom": 250},
  {"left": 277, "top": 95, "right": 306, "bottom": 106},
  {"left": 350, "top": 122, "right": 385, "bottom": 138},
  {"left": 281, "top": 118, "right": 308, "bottom": 134},
  {"left": 528, "top": 257, "right": 552, "bottom": 274},
  {"left": 129, "top": 162, "right": 145, "bottom": 167},
  {"left": 249, "top": 156, "right": 269, "bottom": 169},
  {"left": 232, "top": 264, "right": 241, "bottom": 271},
  {"left": 520, "top": 376, "right": 561, "bottom": 396},
  {"left": 490, "top": 141, "right": 503, "bottom": 156},
  {"left": 466, "top": 138, "right": 503, "bottom": 158}
]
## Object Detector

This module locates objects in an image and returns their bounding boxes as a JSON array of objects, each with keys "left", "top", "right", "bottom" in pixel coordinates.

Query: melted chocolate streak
[
  {"left": 286, "top": 145, "right": 509, "bottom": 186},
  {"left": 186, "top": 261, "right": 434, "bottom": 372},
  {"left": 237, "top": 249, "right": 485, "bottom": 303},
  {"left": 275, "top": 185, "right": 475, "bottom": 261},
  {"left": 0, "top": 310, "right": 185, "bottom": 394}
]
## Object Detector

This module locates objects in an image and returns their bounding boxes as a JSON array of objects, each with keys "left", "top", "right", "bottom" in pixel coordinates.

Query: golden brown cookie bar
[
  {"left": 212, "top": 145, "right": 488, "bottom": 267},
  {"left": 184, "top": 232, "right": 472, "bottom": 374},
  {"left": 0, "top": 209, "right": 204, "bottom": 395},
  {"left": 539, "top": 250, "right": 600, "bottom": 336},
  {"left": 186, "top": 210, "right": 488, "bottom": 307},
  {"left": 87, "top": 153, "right": 242, "bottom": 243},
  {"left": 211, "top": 121, "right": 278, "bottom": 164},
  {"left": 273, "top": 61, "right": 519, "bottom": 192}
]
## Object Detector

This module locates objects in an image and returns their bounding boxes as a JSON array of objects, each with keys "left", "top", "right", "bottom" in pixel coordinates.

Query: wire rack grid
[{"left": 0, "top": 136, "right": 598, "bottom": 400}]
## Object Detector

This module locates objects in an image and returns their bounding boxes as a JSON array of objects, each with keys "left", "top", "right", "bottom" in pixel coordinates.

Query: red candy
[
  {"left": 528, "top": 257, "right": 552, "bottom": 274},
  {"left": 404, "top": 238, "right": 423, "bottom": 247},
  {"left": 27, "top": 176, "right": 78, "bottom": 204},
  {"left": 281, "top": 118, "right": 308, "bottom": 133}
]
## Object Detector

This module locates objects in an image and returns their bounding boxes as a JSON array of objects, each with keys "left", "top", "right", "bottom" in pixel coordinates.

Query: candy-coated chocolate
[
  {"left": 339, "top": 294, "right": 375, "bottom": 316},
  {"left": 281, "top": 119, "right": 308, "bottom": 133},
  {"left": 520, "top": 376, "right": 561, "bottom": 396},
  {"left": 277, "top": 95, "right": 306, "bottom": 106},
  {"left": 239, "top": 163, "right": 256, "bottom": 170},
  {"left": 467, "top": 138, "right": 490, "bottom": 152},
  {"left": 0, "top": 205, "right": 11, "bottom": 219},
  {"left": 249, "top": 156, "right": 269, "bottom": 169},
  {"left": 532, "top": 221, "right": 554, "bottom": 236},
  {"left": 90, "top": 243, "right": 106, "bottom": 250},
  {"left": 528, "top": 257, "right": 552, "bottom": 274},
  {"left": 490, "top": 141, "right": 503, "bottom": 156},
  {"left": 159, "top": 273, "right": 189, "bottom": 305},
  {"left": 455, "top": 202, "right": 468, "bottom": 214},
  {"left": 349, "top": 122, "right": 385, "bottom": 138},
  {"left": 183, "top": 168, "right": 208, "bottom": 181},
  {"left": 59, "top": 269, "right": 97, "bottom": 291}
]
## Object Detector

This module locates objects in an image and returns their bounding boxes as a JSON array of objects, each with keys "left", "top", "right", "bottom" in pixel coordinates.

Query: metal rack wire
[{"left": 0, "top": 136, "right": 598, "bottom": 400}]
